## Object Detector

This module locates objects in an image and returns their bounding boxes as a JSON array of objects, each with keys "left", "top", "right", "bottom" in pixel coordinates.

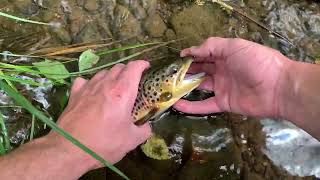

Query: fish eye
[
  {"left": 159, "top": 92, "right": 172, "bottom": 102},
  {"left": 168, "top": 65, "right": 179, "bottom": 75}
]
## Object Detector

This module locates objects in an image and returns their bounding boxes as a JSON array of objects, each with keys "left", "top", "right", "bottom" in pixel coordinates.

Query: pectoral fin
[{"left": 134, "top": 106, "right": 158, "bottom": 126}]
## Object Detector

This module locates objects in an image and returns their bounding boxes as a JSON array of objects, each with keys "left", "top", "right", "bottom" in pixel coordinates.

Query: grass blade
[
  {"left": 0, "top": 12, "right": 50, "bottom": 26},
  {"left": 30, "top": 115, "right": 35, "bottom": 141},
  {"left": 0, "top": 70, "right": 17, "bottom": 91},
  {"left": 97, "top": 42, "right": 160, "bottom": 57},
  {"left": 0, "top": 80, "right": 129, "bottom": 180},
  {"left": 0, "top": 112, "right": 11, "bottom": 152},
  {"left": 0, "top": 137, "right": 5, "bottom": 155},
  {"left": 0, "top": 74, "right": 46, "bottom": 86},
  {"left": 0, "top": 62, "right": 39, "bottom": 74}
]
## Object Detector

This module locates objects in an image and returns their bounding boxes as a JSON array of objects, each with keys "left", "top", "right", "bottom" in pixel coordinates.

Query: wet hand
[
  {"left": 47, "top": 61, "right": 152, "bottom": 169},
  {"left": 174, "top": 37, "right": 290, "bottom": 118}
]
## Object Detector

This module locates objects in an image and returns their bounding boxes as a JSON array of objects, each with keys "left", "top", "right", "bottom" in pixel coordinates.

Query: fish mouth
[{"left": 174, "top": 58, "right": 205, "bottom": 100}]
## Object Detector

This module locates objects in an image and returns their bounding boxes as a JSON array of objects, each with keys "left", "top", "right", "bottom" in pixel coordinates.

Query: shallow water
[{"left": 0, "top": 0, "right": 320, "bottom": 179}]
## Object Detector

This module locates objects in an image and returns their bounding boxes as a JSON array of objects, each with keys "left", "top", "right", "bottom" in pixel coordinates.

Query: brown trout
[{"left": 132, "top": 58, "right": 205, "bottom": 125}]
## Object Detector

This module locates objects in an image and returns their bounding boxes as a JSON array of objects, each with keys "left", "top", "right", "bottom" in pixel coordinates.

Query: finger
[
  {"left": 197, "top": 76, "right": 214, "bottom": 91},
  {"left": 127, "top": 123, "right": 152, "bottom": 149},
  {"left": 90, "top": 69, "right": 109, "bottom": 83},
  {"left": 180, "top": 46, "right": 211, "bottom": 60},
  {"left": 187, "top": 63, "right": 215, "bottom": 75},
  {"left": 173, "top": 98, "right": 221, "bottom": 114},
  {"left": 181, "top": 37, "right": 233, "bottom": 61},
  {"left": 109, "top": 63, "right": 125, "bottom": 79},
  {"left": 118, "top": 60, "right": 150, "bottom": 105},
  {"left": 134, "top": 123, "right": 152, "bottom": 143},
  {"left": 71, "top": 77, "right": 88, "bottom": 94}
]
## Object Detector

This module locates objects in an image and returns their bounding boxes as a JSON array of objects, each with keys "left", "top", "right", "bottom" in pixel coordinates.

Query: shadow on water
[{"left": 1, "top": 0, "right": 320, "bottom": 179}]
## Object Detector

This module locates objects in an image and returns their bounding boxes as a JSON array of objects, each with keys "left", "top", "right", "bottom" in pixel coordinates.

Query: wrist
[
  {"left": 40, "top": 134, "right": 96, "bottom": 177},
  {"left": 276, "top": 56, "right": 297, "bottom": 120}
]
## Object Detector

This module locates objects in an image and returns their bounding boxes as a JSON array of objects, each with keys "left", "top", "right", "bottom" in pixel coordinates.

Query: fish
[{"left": 132, "top": 57, "right": 205, "bottom": 125}]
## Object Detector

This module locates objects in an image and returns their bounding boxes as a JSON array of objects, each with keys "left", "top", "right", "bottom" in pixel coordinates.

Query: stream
[{"left": 1, "top": 0, "right": 320, "bottom": 179}]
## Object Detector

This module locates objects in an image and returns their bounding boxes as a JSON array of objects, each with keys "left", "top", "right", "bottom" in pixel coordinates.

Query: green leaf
[
  {"left": 33, "top": 60, "right": 70, "bottom": 81},
  {"left": 0, "top": 80, "right": 129, "bottom": 180},
  {"left": 79, "top": 49, "right": 100, "bottom": 72}
]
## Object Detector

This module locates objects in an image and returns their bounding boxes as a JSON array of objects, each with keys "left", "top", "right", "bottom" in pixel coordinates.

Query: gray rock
[
  {"left": 52, "top": 27, "right": 72, "bottom": 44},
  {"left": 74, "top": 23, "right": 102, "bottom": 43},
  {"left": 165, "top": 29, "right": 176, "bottom": 40},
  {"left": 83, "top": 0, "right": 100, "bottom": 12},
  {"left": 132, "top": 3, "right": 147, "bottom": 20},
  {"left": 171, "top": 5, "right": 227, "bottom": 47},
  {"left": 68, "top": 7, "right": 86, "bottom": 37},
  {"left": 141, "top": 0, "right": 158, "bottom": 15},
  {"left": 14, "top": 0, "right": 39, "bottom": 16},
  {"left": 144, "top": 14, "right": 167, "bottom": 38},
  {"left": 113, "top": 5, "right": 142, "bottom": 39}
]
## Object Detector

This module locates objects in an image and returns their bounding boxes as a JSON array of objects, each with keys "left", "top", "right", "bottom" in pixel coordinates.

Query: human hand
[
  {"left": 174, "top": 37, "right": 291, "bottom": 118},
  {"left": 46, "top": 61, "right": 152, "bottom": 169}
]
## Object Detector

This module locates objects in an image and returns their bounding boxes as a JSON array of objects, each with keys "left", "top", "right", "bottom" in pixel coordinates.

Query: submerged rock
[
  {"left": 144, "top": 14, "right": 167, "bottom": 38},
  {"left": 113, "top": 5, "right": 142, "bottom": 39},
  {"left": 170, "top": 4, "right": 228, "bottom": 47},
  {"left": 13, "top": 0, "right": 39, "bottom": 16},
  {"left": 74, "top": 23, "right": 102, "bottom": 43}
]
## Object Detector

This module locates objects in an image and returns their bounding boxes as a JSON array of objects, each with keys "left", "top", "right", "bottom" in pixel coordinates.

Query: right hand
[{"left": 174, "top": 37, "right": 291, "bottom": 118}]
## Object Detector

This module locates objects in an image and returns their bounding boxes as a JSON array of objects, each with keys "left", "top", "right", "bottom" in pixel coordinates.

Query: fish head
[{"left": 133, "top": 58, "right": 205, "bottom": 125}]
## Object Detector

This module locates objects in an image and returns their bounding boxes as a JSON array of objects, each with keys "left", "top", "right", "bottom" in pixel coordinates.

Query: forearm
[
  {"left": 279, "top": 60, "right": 320, "bottom": 139},
  {"left": 0, "top": 136, "right": 91, "bottom": 180}
]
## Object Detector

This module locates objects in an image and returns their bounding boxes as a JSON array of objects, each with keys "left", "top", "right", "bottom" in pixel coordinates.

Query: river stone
[
  {"left": 132, "top": 2, "right": 147, "bottom": 20},
  {"left": 13, "top": 0, "right": 39, "bottom": 16},
  {"left": 113, "top": 5, "right": 142, "bottom": 39},
  {"left": 142, "top": 0, "right": 158, "bottom": 15},
  {"left": 144, "top": 14, "right": 167, "bottom": 38},
  {"left": 83, "top": 0, "right": 99, "bottom": 12},
  {"left": 68, "top": 7, "right": 86, "bottom": 36},
  {"left": 165, "top": 29, "right": 176, "bottom": 40},
  {"left": 170, "top": 4, "right": 227, "bottom": 48},
  {"left": 52, "top": 27, "right": 72, "bottom": 44},
  {"left": 74, "top": 23, "right": 102, "bottom": 43}
]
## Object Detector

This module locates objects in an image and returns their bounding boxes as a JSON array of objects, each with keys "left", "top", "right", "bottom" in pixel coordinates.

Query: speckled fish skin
[{"left": 132, "top": 58, "right": 205, "bottom": 125}]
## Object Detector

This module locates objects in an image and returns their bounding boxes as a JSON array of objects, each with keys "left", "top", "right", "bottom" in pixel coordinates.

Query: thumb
[
  {"left": 71, "top": 77, "right": 88, "bottom": 94},
  {"left": 173, "top": 98, "right": 222, "bottom": 114},
  {"left": 133, "top": 123, "right": 152, "bottom": 144}
]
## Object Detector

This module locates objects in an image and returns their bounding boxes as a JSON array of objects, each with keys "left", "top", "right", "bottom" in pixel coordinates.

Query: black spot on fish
[
  {"left": 148, "top": 86, "right": 151, "bottom": 90},
  {"left": 156, "top": 83, "right": 159, "bottom": 87},
  {"left": 151, "top": 99, "right": 155, "bottom": 103},
  {"left": 156, "top": 78, "right": 160, "bottom": 82},
  {"left": 153, "top": 92, "right": 157, "bottom": 96}
]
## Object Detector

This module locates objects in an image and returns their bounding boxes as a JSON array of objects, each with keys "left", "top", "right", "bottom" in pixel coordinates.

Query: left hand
[{"left": 46, "top": 60, "right": 152, "bottom": 169}]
